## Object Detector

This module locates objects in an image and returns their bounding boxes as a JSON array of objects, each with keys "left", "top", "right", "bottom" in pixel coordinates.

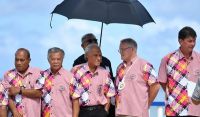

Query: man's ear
[{"left": 178, "top": 39, "right": 182, "bottom": 45}]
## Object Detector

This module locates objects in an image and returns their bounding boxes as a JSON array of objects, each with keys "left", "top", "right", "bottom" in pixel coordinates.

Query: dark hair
[
  {"left": 81, "top": 33, "right": 97, "bottom": 43},
  {"left": 15, "top": 48, "right": 30, "bottom": 59},
  {"left": 178, "top": 26, "right": 197, "bottom": 40}
]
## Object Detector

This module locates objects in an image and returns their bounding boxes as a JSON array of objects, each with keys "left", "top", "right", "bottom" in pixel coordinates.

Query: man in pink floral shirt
[
  {"left": 0, "top": 81, "right": 8, "bottom": 117},
  {"left": 158, "top": 26, "right": 200, "bottom": 116},
  {"left": 115, "top": 38, "right": 160, "bottom": 117},
  {"left": 70, "top": 44, "right": 115, "bottom": 117},
  {"left": 35, "top": 47, "right": 73, "bottom": 117},
  {"left": 2, "top": 48, "right": 42, "bottom": 117}
]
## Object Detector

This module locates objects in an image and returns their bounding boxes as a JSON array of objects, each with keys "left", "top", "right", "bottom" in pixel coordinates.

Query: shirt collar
[
  {"left": 178, "top": 49, "right": 194, "bottom": 61},
  {"left": 123, "top": 56, "right": 138, "bottom": 67},
  {"left": 83, "top": 63, "right": 99, "bottom": 76},
  {"left": 15, "top": 67, "right": 32, "bottom": 77},
  {"left": 49, "top": 67, "right": 64, "bottom": 76}
]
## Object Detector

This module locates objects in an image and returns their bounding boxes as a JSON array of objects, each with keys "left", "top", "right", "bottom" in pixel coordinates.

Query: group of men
[{"left": 0, "top": 26, "right": 200, "bottom": 117}]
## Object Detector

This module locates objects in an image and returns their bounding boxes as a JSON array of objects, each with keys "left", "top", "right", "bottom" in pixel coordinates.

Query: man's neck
[
  {"left": 180, "top": 48, "right": 192, "bottom": 59},
  {"left": 125, "top": 54, "right": 137, "bottom": 66},
  {"left": 17, "top": 67, "right": 29, "bottom": 76},
  {"left": 88, "top": 64, "right": 97, "bottom": 73}
]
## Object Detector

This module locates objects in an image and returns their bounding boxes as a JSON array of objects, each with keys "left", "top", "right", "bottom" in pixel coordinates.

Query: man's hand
[
  {"left": 8, "top": 87, "right": 20, "bottom": 96},
  {"left": 12, "top": 109, "right": 23, "bottom": 117}
]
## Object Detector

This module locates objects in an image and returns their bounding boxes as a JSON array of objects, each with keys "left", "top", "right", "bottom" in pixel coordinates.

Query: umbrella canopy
[{"left": 51, "top": 0, "right": 155, "bottom": 46}]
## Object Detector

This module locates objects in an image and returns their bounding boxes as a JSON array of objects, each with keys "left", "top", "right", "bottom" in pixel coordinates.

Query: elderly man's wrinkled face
[
  {"left": 86, "top": 46, "right": 102, "bottom": 67},
  {"left": 15, "top": 50, "right": 30, "bottom": 74},
  {"left": 48, "top": 52, "right": 63, "bottom": 73}
]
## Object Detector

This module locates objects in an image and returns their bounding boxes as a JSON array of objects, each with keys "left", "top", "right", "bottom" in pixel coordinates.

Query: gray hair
[
  {"left": 84, "top": 43, "right": 99, "bottom": 54},
  {"left": 120, "top": 38, "right": 137, "bottom": 50},
  {"left": 84, "top": 44, "right": 100, "bottom": 60},
  {"left": 47, "top": 47, "right": 65, "bottom": 60}
]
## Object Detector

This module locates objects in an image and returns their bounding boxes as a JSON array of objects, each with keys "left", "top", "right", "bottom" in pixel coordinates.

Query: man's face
[
  {"left": 48, "top": 52, "right": 63, "bottom": 73},
  {"left": 15, "top": 51, "right": 30, "bottom": 74},
  {"left": 82, "top": 38, "right": 98, "bottom": 49},
  {"left": 179, "top": 36, "right": 196, "bottom": 54},
  {"left": 86, "top": 47, "right": 102, "bottom": 67},
  {"left": 119, "top": 43, "right": 134, "bottom": 62}
]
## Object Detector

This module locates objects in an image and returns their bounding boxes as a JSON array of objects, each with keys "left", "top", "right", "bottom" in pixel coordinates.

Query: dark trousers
[
  {"left": 166, "top": 115, "right": 198, "bottom": 117},
  {"left": 79, "top": 105, "right": 108, "bottom": 117},
  {"left": 108, "top": 104, "right": 115, "bottom": 117}
]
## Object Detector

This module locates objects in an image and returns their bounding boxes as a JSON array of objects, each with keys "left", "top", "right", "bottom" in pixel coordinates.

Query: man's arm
[
  {"left": 159, "top": 82, "right": 167, "bottom": 92},
  {"left": 148, "top": 82, "right": 160, "bottom": 108},
  {"left": 72, "top": 98, "right": 80, "bottom": 117},
  {"left": 105, "top": 97, "right": 110, "bottom": 112},
  {"left": 8, "top": 98, "right": 23, "bottom": 117},
  {"left": 191, "top": 79, "right": 200, "bottom": 105},
  {"left": 8, "top": 87, "right": 42, "bottom": 98},
  {"left": 0, "top": 105, "right": 7, "bottom": 117}
]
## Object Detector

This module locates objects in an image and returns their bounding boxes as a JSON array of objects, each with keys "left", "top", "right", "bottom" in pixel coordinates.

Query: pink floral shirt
[
  {"left": 3, "top": 67, "right": 41, "bottom": 117},
  {"left": 35, "top": 68, "right": 72, "bottom": 117},
  {"left": 0, "top": 82, "right": 8, "bottom": 106},
  {"left": 70, "top": 63, "right": 115, "bottom": 106}
]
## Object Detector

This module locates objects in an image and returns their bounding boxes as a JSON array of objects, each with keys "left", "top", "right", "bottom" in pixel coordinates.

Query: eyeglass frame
[{"left": 118, "top": 47, "right": 133, "bottom": 53}]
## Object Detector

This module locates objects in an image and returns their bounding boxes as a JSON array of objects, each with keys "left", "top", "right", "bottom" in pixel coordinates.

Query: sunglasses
[{"left": 84, "top": 39, "right": 98, "bottom": 44}]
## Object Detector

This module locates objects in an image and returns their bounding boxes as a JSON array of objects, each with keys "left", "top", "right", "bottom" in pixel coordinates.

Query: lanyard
[{"left": 121, "top": 58, "right": 138, "bottom": 83}]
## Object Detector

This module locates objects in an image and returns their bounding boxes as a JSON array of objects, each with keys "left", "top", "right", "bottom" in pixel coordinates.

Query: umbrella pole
[{"left": 99, "top": 22, "right": 103, "bottom": 47}]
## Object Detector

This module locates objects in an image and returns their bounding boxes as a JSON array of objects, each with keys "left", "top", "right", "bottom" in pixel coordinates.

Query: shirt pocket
[
  {"left": 126, "top": 73, "right": 137, "bottom": 81},
  {"left": 55, "top": 81, "right": 69, "bottom": 95}
]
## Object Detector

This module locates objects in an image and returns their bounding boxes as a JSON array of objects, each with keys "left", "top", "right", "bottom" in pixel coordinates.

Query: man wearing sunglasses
[{"left": 73, "top": 33, "right": 115, "bottom": 117}]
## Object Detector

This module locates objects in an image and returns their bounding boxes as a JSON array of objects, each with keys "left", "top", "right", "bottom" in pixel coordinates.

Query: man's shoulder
[
  {"left": 161, "top": 50, "right": 177, "bottom": 60},
  {"left": 137, "top": 57, "right": 153, "bottom": 66},
  {"left": 61, "top": 68, "right": 72, "bottom": 75},
  {"left": 29, "top": 67, "right": 42, "bottom": 72},
  {"left": 4, "top": 69, "right": 15, "bottom": 77},
  {"left": 101, "top": 56, "right": 111, "bottom": 65},
  {"left": 73, "top": 54, "right": 86, "bottom": 66},
  {"left": 102, "top": 56, "right": 110, "bottom": 61}
]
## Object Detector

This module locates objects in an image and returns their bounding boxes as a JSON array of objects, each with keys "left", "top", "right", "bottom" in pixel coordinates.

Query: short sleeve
[
  {"left": 143, "top": 62, "right": 157, "bottom": 86},
  {"left": 104, "top": 72, "right": 116, "bottom": 97},
  {"left": 0, "top": 83, "right": 8, "bottom": 106},
  {"left": 34, "top": 74, "right": 45, "bottom": 90},
  {"left": 158, "top": 57, "right": 168, "bottom": 83}
]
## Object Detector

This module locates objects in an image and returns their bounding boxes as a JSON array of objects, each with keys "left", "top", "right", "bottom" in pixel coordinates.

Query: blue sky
[{"left": 0, "top": 0, "right": 200, "bottom": 103}]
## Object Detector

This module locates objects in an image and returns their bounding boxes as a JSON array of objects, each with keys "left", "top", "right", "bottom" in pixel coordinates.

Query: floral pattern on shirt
[
  {"left": 0, "top": 83, "right": 8, "bottom": 106},
  {"left": 36, "top": 69, "right": 53, "bottom": 117},
  {"left": 70, "top": 64, "right": 115, "bottom": 106},
  {"left": 164, "top": 50, "right": 190, "bottom": 116}
]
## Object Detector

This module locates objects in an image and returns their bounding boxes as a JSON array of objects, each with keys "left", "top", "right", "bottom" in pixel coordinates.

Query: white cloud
[
  {"left": 0, "top": 36, "right": 20, "bottom": 56},
  {"left": 39, "top": 20, "right": 101, "bottom": 56}
]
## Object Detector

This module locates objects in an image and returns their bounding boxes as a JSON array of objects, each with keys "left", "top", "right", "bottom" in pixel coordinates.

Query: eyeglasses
[{"left": 118, "top": 47, "right": 132, "bottom": 53}]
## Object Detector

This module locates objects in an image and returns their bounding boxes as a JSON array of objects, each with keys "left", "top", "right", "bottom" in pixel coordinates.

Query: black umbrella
[{"left": 51, "top": 0, "right": 155, "bottom": 47}]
